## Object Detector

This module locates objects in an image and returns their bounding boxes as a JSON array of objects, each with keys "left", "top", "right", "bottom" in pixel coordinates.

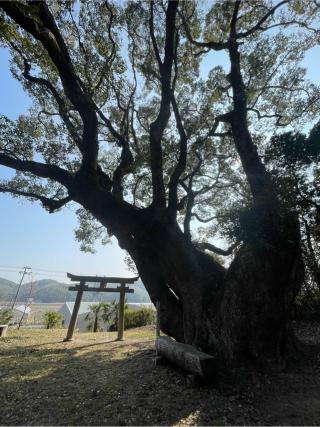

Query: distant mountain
[
  {"left": 0, "top": 278, "right": 17, "bottom": 300},
  {"left": 0, "top": 277, "right": 151, "bottom": 304}
]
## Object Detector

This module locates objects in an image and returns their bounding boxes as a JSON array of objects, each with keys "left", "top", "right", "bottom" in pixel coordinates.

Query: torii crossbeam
[{"left": 64, "top": 273, "right": 139, "bottom": 342}]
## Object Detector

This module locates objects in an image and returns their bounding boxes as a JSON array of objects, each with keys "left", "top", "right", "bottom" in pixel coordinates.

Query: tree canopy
[{"left": 0, "top": 1, "right": 319, "bottom": 251}]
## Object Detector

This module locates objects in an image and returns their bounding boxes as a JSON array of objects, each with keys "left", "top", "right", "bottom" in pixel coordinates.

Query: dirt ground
[{"left": 0, "top": 322, "right": 320, "bottom": 426}]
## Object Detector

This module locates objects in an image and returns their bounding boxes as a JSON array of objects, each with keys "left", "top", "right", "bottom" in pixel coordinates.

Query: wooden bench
[{"left": 155, "top": 336, "right": 216, "bottom": 381}]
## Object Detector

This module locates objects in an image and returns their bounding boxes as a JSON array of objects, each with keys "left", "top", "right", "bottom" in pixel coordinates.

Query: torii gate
[{"left": 64, "top": 273, "right": 139, "bottom": 342}]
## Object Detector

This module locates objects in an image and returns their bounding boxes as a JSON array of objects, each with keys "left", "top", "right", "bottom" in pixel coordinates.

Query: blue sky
[
  {"left": 0, "top": 38, "right": 319, "bottom": 283},
  {"left": 0, "top": 51, "right": 128, "bottom": 283}
]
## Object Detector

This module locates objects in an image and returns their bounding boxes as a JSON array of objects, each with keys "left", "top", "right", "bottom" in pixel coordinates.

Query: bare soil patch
[{"left": 0, "top": 322, "right": 319, "bottom": 425}]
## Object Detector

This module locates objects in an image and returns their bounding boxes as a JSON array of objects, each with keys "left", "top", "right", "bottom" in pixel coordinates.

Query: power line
[
  {"left": 0, "top": 270, "right": 67, "bottom": 280},
  {"left": 0, "top": 269, "right": 65, "bottom": 276},
  {"left": 0, "top": 265, "right": 66, "bottom": 275},
  {"left": 32, "top": 268, "right": 66, "bottom": 274},
  {"left": 0, "top": 265, "right": 23, "bottom": 269},
  {"left": 0, "top": 270, "right": 21, "bottom": 274}
]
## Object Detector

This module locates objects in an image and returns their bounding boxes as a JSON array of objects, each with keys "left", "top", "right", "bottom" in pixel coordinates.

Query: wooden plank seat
[{"left": 156, "top": 336, "right": 216, "bottom": 380}]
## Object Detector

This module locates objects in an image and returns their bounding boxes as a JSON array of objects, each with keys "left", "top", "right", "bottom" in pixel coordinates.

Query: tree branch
[
  {"left": 195, "top": 112, "right": 233, "bottom": 146},
  {"left": 0, "top": 186, "right": 71, "bottom": 213},
  {"left": 179, "top": 9, "right": 228, "bottom": 51},
  {"left": 0, "top": 153, "right": 73, "bottom": 188},
  {"left": 180, "top": 152, "right": 203, "bottom": 239},
  {"left": 149, "top": 1, "right": 163, "bottom": 71},
  {"left": 168, "top": 91, "right": 188, "bottom": 211},
  {"left": 10, "top": 42, "right": 83, "bottom": 148},
  {"left": 227, "top": 1, "right": 278, "bottom": 207},
  {"left": 194, "top": 162, "right": 222, "bottom": 197},
  {"left": 230, "top": 0, "right": 241, "bottom": 38},
  {"left": 149, "top": 0, "right": 179, "bottom": 208},
  {"left": 93, "top": 1, "right": 117, "bottom": 94},
  {"left": 95, "top": 106, "right": 134, "bottom": 198},
  {"left": 1, "top": 1, "right": 99, "bottom": 170},
  {"left": 248, "top": 108, "right": 286, "bottom": 126},
  {"left": 198, "top": 240, "right": 240, "bottom": 256},
  {"left": 236, "top": 0, "right": 289, "bottom": 38},
  {"left": 191, "top": 213, "right": 217, "bottom": 223},
  {"left": 257, "top": 20, "right": 320, "bottom": 34}
]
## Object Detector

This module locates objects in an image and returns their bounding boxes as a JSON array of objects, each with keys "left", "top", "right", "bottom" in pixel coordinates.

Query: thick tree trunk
[
  {"left": 220, "top": 214, "right": 304, "bottom": 364},
  {"left": 132, "top": 219, "right": 302, "bottom": 367},
  {"left": 90, "top": 201, "right": 303, "bottom": 367}
]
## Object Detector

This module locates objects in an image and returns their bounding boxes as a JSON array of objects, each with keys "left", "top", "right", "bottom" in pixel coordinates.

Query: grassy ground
[{"left": 1, "top": 324, "right": 320, "bottom": 426}]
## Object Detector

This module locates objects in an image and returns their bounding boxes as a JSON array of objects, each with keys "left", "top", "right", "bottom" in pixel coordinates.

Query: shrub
[
  {"left": 85, "top": 301, "right": 117, "bottom": 332},
  {"left": 124, "top": 308, "right": 155, "bottom": 329},
  {"left": 43, "top": 311, "right": 63, "bottom": 329},
  {"left": 0, "top": 308, "right": 13, "bottom": 324},
  {"left": 293, "top": 285, "right": 320, "bottom": 320}
]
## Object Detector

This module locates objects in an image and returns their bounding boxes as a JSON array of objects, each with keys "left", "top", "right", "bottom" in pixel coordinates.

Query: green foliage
[
  {"left": 266, "top": 125, "right": 320, "bottom": 168},
  {"left": 124, "top": 308, "right": 155, "bottom": 330},
  {"left": 43, "top": 311, "right": 63, "bottom": 329},
  {"left": 85, "top": 301, "right": 117, "bottom": 332},
  {"left": 74, "top": 208, "right": 111, "bottom": 253},
  {"left": 0, "top": 308, "right": 13, "bottom": 324},
  {"left": 294, "top": 285, "right": 320, "bottom": 320},
  {"left": 263, "top": 121, "right": 320, "bottom": 306}
]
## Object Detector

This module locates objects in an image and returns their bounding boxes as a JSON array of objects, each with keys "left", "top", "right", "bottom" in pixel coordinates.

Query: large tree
[{"left": 0, "top": 0, "right": 319, "bottom": 367}]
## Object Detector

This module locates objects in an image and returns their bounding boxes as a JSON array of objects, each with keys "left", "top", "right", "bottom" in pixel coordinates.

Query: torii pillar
[{"left": 64, "top": 281, "right": 85, "bottom": 341}]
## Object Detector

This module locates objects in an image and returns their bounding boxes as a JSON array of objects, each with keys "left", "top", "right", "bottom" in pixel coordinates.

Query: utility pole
[
  {"left": 11, "top": 266, "right": 31, "bottom": 309},
  {"left": 18, "top": 273, "right": 34, "bottom": 329}
]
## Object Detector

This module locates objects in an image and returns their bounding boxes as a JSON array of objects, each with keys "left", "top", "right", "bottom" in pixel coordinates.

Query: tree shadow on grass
[
  {"left": 0, "top": 337, "right": 237, "bottom": 426},
  {"left": 2, "top": 333, "right": 320, "bottom": 426}
]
